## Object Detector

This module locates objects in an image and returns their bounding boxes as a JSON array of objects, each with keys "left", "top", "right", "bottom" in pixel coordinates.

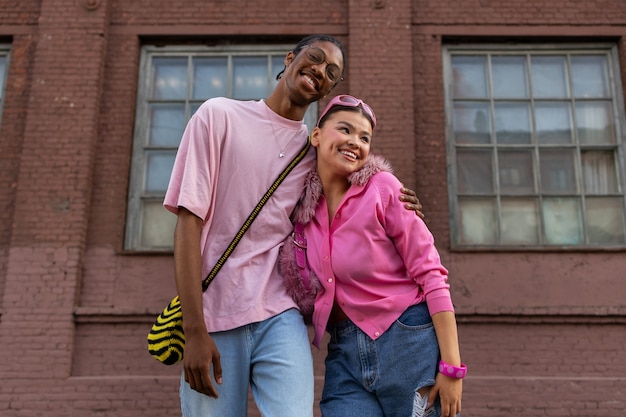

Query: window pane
[
  {"left": 0, "top": 56, "right": 6, "bottom": 98},
  {"left": 190, "top": 102, "right": 202, "bottom": 116},
  {"left": 458, "top": 198, "right": 497, "bottom": 244},
  {"left": 498, "top": 150, "right": 535, "bottom": 194},
  {"left": 586, "top": 197, "right": 625, "bottom": 244},
  {"left": 139, "top": 200, "right": 177, "bottom": 248},
  {"left": 453, "top": 102, "right": 491, "bottom": 144},
  {"left": 535, "top": 102, "right": 573, "bottom": 144},
  {"left": 233, "top": 56, "right": 267, "bottom": 100},
  {"left": 457, "top": 149, "right": 494, "bottom": 194},
  {"left": 492, "top": 56, "right": 528, "bottom": 98},
  {"left": 149, "top": 103, "right": 186, "bottom": 147},
  {"left": 531, "top": 55, "right": 568, "bottom": 98},
  {"left": 501, "top": 198, "right": 539, "bottom": 244},
  {"left": 542, "top": 197, "right": 583, "bottom": 244},
  {"left": 193, "top": 57, "right": 228, "bottom": 99},
  {"left": 571, "top": 55, "right": 609, "bottom": 98},
  {"left": 539, "top": 149, "right": 577, "bottom": 193},
  {"left": 582, "top": 151, "right": 618, "bottom": 194},
  {"left": 152, "top": 57, "right": 188, "bottom": 100},
  {"left": 494, "top": 102, "right": 531, "bottom": 144},
  {"left": 451, "top": 55, "right": 488, "bottom": 98},
  {"left": 575, "top": 101, "right": 615, "bottom": 145},
  {"left": 272, "top": 55, "right": 284, "bottom": 89},
  {"left": 145, "top": 150, "right": 176, "bottom": 193}
]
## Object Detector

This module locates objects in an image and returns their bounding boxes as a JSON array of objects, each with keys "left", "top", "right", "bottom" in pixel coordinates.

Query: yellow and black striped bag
[
  {"left": 147, "top": 295, "right": 185, "bottom": 365},
  {"left": 147, "top": 136, "right": 311, "bottom": 365}
]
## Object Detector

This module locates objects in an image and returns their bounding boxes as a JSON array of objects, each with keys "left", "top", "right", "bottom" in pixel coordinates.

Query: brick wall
[{"left": 0, "top": 0, "right": 625, "bottom": 416}]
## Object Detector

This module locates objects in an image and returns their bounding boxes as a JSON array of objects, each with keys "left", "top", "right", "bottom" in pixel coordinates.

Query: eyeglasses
[
  {"left": 300, "top": 45, "right": 343, "bottom": 83},
  {"left": 317, "top": 95, "right": 377, "bottom": 129}
]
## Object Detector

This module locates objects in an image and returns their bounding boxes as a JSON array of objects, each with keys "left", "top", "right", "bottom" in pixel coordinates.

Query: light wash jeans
[
  {"left": 320, "top": 303, "right": 442, "bottom": 417},
  {"left": 180, "top": 308, "right": 314, "bottom": 417}
]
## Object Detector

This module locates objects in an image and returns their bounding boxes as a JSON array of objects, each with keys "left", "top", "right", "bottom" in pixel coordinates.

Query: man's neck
[{"left": 265, "top": 86, "right": 311, "bottom": 121}]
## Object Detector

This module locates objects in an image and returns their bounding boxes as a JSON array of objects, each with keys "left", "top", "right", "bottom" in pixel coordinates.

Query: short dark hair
[{"left": 275, "top": 34, "right": 346, "bottom": 81}]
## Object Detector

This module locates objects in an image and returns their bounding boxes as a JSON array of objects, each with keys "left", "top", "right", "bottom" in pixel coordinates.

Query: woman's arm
[{"left": 429, "top": 311, "right": 463, "bottom": 417}]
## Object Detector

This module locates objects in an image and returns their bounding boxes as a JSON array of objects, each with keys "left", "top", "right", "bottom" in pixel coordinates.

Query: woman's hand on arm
[{"left": 175, "top": 208, "right": 223, "bottom": 398}]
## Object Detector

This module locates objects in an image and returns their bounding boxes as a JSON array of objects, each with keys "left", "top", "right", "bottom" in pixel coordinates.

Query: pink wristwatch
[{"left": 438, "top": 360, "right": 467, "bottom": 379}]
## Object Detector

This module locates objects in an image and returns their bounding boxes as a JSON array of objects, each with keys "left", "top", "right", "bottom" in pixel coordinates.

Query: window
[
  {"left": 0, "top": 45, "right": 9, "bottom": 122},
  {"left": 125, "top": 45, "right": 317, "bottom": 251},
  {"left": 444, "top": 44, "right": 626, "bottom": 248}
]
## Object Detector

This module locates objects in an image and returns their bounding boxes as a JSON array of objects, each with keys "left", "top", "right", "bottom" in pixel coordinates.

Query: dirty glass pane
[
  {"left": 494, "top": 102, "right": 531, "bottom": 144},
  {"left": 586, "top": 197, "right": 625, "bottom": 244},
  {"left": 531, "top": 55, "right": 568, "bottom": 98},
  {"left": 498, "top": 150, "right": 535, "bottom": 194},
  {"left": 152, "top": 57, "right": 187, "bottom": 100},
  {"left": 501, "top": 198, "right": 539, "bottom": 245},
  {"left": 582, "top": 151, "right": 618, "bottom": 194},
  {"left": 453, "top": 102, "right": 491, "bottom": 144},
  {"left": 539, "top": 149, "right": 577, "bottom": 194},
  {"left": 492, "top": 55, "right": 528, "bottom": 98},
  {"left": 193, "top": 57, "right": 228, "bottom": 99},
  {"left": 535, "top": 102, "right": 573, "bottom": 144},
  {"left": 145, "top": 150, "right": 176, "bottom": 193},
  {"left": 272, "top": 55, "right": 284, "bottom": 88},
  {"left": 542, "top": 197, "right": 583, "bottom": 245},
  {"left": 451, "top": 55, "right": 488, "bottom": 98},
  {"left": 140, "top": 199, "right": 177, "bottom": 248},
  {"left": 148, "top": 103, "right": 186, "bottom": 147},
  {"left": 458, "top": 198, "right": 496, "bottom": 244},
  {"left": 0, "top": 56, "right": 6, "bottom": 98},
  {"left": 576, "top": 101, "right": 615, "bottom": 145},
  {"left": 233, "top": 56, "right": 267, "bottom": 100},
  {"left": 571, "top": 55, "right": 609, "bottom": 98},
  {"left": 457, "top": 149, "right": 494, "bottom": 194}
]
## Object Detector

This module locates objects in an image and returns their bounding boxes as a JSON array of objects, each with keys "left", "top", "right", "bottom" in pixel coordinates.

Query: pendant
[{"left": 279, "top": 151, "right": 285, "bottom": 158}]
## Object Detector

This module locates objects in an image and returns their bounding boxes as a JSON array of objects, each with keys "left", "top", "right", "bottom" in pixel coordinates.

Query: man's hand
[
  {"left": 183, "top": 330, "right": 223, "bottom": 398},
  {"left": 400, "top": 187, "right": 424, "bottom": 218}
]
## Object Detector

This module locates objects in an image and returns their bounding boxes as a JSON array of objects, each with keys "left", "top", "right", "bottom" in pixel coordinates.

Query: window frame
[
  {"left": 125, "top": 44, "right": 317, "bottom": 251},
  {"left": 443, "top": 42, "right": 626, "bottom": 250}
]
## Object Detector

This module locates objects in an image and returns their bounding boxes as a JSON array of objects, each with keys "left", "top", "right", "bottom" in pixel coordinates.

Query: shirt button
[
  {"left": 335, "top": 213, "right": 341, "bottom": 219},
  {"left": 327, "top": 278, "right": 333, "bottom": 283},
  {"left": 323, "top": 256, "right": 329, "bottom": 261},
  {"left": 375, "top": 332, "right": 380, "bottom": 337}
]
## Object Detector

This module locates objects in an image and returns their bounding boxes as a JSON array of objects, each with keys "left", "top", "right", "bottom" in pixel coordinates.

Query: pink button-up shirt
[{"left": 307, "top": 171, "right": 454, "bottom": 347}]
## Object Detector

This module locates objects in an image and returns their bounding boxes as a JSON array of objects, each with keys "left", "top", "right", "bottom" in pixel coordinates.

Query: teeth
[
  {"left": 340, "top": 150, "right": 357, "bottom": 159},
  {"left": 304, "top": 75, "right": 315, "bottom": 87}
]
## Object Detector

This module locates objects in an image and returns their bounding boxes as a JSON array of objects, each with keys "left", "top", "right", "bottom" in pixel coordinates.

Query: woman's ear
[{"left": 311, "top": 126, "right": 321, "bottom": 148}]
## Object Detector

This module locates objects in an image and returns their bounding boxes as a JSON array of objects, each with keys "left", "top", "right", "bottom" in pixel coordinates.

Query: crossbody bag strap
[{"left": 201, "top": 135, "right": 311, "bottom": 291}]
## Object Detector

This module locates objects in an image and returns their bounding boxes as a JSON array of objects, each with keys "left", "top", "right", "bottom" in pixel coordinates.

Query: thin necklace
[{"left": 265, "top": 102, "right": 296, "bottom": 158}]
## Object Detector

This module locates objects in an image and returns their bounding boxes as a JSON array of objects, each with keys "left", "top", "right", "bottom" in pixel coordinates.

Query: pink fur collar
[{"left": 291, "top": 154, "right": 393, "bottom": 225}]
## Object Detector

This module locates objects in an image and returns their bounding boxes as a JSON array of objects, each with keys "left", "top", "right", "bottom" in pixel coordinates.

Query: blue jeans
[
  {"left": 180, "top": 308, "right": 314, "bottom": 417},
  {"left": 320, "top": 303, "right": 442, "bottom": 417}
]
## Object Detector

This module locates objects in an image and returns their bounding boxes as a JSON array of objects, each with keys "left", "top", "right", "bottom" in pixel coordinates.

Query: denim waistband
[
  {"left": 326, "top": 303, "right": 429, "bottom": 340},
  {"left": 326, "top": 317, "right": 357, "bottom": 340}
]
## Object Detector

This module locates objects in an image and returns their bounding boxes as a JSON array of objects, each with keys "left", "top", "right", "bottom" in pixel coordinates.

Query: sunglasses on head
[{"left": 317, "top": 95, "right": 377, "bottom": 129}]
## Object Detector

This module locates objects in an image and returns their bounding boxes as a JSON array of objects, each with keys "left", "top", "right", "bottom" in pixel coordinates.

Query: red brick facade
[{"left": 1, "top": 1, "right": 625, "bottom": 416}]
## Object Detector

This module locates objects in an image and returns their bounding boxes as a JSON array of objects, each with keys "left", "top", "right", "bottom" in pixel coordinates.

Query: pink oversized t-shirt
[{"left": 164, "top": 97, "right": 315, "bottom": 333}]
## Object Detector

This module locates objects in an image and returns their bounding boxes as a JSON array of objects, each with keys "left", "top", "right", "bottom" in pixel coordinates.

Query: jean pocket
[{"left": 395, "top": 303, "right": 433, "bottom": 329}]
